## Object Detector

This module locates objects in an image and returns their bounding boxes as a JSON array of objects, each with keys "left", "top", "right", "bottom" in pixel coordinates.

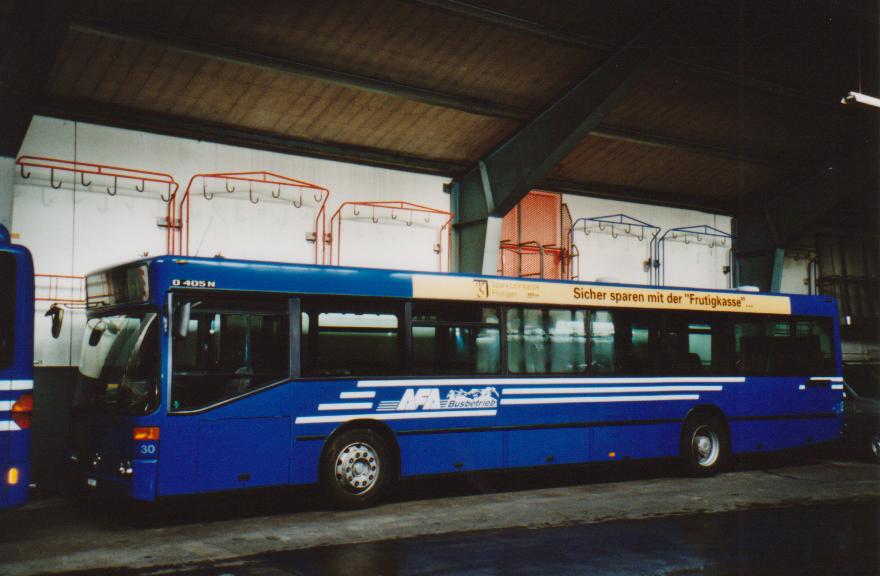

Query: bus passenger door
[{"left": 163, "top": 296, "right": 292, "bottom": 495}]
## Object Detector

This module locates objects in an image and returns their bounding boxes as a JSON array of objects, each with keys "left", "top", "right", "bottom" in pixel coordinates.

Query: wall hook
[
  {"left": 271, "top": 185, "right": 281, "bottom": 199},
  {"left": 293, "top": 189, "right": 303, "bottom": 208},
  {"left": 20, "top": 164, "right": 30, "bottom": 179},
  {"left": 406, "top": 211, "right": 413, "bottom": 227},
  {"left": 80, "top": 172, "right": 92, "bottom": 188},
  {"left": 425, "top": 214, "right": 431, "bottom": 223},
  {"left": 598, "top": 222, "right": 606, "bottom": 232},
  {"left": 372, "top": 207, "right": 379, "bottom": 224},
  {"left": 50, "top": 169, "right": 62, "bottom": 189},
  {"left": 353, "top": 206, "right": 360, "bottom": 216},
  {"left": 225, "top": 179, "right": 236, "bottom": 193},
  {"left": 249, "top": 182, "right": 259, "bottom": 204},
  {"left": 106, "top": 175, "right": 118, "bottom": 196},
  {"left": 611, "top": 224, "right": 618, "bottom": 239},
  {"left": 135, "top": 179, "right": 145, "bottom": 193},
  {"left": 313, "top": 190, "right": 323, "bottom": 203},
  {"left": 625, "top": 224, "right": 631, "bottom": 235},
  {"left": 202, "top": 179, "right": 214, "bottom": 200},
  {"left": 720, "top": 238, "right": 727, "bottom": 246},
  {"left": 161, "top": 183, "right": 172, "bottom": 203},
  {"left": 638, "top": 228, "right": 645, "bottom": 241}
]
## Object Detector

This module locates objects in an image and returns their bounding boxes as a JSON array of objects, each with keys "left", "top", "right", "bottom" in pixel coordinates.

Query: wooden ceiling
[{"left": 3, "top": 0, "right": 878, "bottom": 216}]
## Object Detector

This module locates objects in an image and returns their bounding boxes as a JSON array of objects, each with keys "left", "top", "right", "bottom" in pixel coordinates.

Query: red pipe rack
[
  {"left": 328, "top": 201, "right": 452, "bottom": 271},
  {"left": 171, "top": 171, "right": 330, "bottom": 263},
  {"left": 16, "top": 156, "right": 180, "bottom": 252},
  {"left": 34, "top": 274, "right": 85, "bottom": 304}
]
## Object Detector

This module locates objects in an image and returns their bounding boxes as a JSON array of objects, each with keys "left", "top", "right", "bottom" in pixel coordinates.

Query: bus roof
[{"left": 87, "top": 256, "right": 838, "bottom": 318}]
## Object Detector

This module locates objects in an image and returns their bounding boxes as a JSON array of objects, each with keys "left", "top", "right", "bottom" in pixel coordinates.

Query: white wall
[
  {"left": 13, "top": 117, "right": 450, "bottom": 366},
  {"left": 562, "top": 195, "right": 733, "bottom": 290}
]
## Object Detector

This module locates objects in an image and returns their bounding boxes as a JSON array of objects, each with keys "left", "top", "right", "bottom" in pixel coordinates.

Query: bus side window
[
  {"left": 614, "top": 313, "right": 660, "bottom": 375},
  {"left": 301, "top": 299, "right": 403, "bottom": 378},
  {"left": 589, "top": 310, "right": 615, "bottom": 374},
  {"left": 733, "top": 316, "right": 833, "bottom": 376},
  {"left": 507, "top": 307, "right": 547, "bottom": 374},
  {"left": 548, "top": 309, "right": 587, "bottom": 374},
  {"left": 412, "top": 302, "right": 500, "bottom": 375},
  {"left": 171, "top": 302, "right": 289, "bottom": 411}
]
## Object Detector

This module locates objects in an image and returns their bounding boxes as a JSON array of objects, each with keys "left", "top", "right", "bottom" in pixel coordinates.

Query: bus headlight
[{"left": 118, "top": 460, "right": 133, "bottom": 477}]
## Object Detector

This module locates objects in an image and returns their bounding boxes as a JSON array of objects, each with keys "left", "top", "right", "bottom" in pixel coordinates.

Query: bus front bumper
[{"left": 68, "top": 453, "right": 158, "bottom": 502}]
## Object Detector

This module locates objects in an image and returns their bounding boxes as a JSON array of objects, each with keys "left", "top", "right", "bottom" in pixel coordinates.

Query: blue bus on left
[{"left": 0, "top": 223, "right": 34, "bottom": 509}]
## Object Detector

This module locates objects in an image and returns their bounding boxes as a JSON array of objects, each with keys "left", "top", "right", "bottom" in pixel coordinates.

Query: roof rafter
[
  {"left": 37, "top": 96, "right": 469, "bottom": 176},
  {"left": 70, "top": 18, "right": 530, "bottom": 121}
]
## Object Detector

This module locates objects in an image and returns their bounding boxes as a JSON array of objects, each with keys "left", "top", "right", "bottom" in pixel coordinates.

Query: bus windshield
[{"left": 75, "top": 312, "right": 160, "bottom": 415}]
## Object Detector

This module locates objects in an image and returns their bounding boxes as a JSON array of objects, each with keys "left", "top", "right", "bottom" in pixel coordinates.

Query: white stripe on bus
[
  {"left": 0, "top": 401, "right": 12, "bottom": 412},
  {"left": 503, "top": 386, "right": 722, "bottom": 395},
  {"left": 831, "top": 384, "right": 844, "bottom": 390},
  {"left": 810, "top": 376, "right": 844, "bottom": 382},
  {"left": 318, "top": 402, "right": 374, "bottom": 411},
  {"left": 0, "top": 420, "right": 21, "bottom": 432},
  {"left": 500, "top": 395, "right": 700, "bottom": 406},
  {"left": 358, "top": 377, "right": 745, "bottom": 388},
  {"left": 340, "top": 391, "right": 376, "bottom": 399},
  {"left": 11, "top": 380, "right": 34, "bottom": 390},
  {"left": 295, "top": 409, "right": 498, "bottom": 425}
]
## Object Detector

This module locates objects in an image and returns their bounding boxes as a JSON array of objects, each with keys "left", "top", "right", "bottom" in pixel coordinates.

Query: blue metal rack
[
  {"left": 656, "top": 225, "right": 733, "bottom": 287},
  {"left": 566, "top": 214, "right": 660, "bottom": 283}
]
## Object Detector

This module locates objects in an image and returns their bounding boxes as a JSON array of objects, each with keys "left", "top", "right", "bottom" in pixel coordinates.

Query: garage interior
[{"left": 0, "top": 1, "right": 877, "bottom": 573}]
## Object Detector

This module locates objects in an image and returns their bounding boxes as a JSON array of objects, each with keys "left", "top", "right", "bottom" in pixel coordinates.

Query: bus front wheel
[
  {"left": 681, "top": 415, "right": 728, "bottom": 476},
  {"left": 321, "top": 429, "right": 391, "bottom": 508}
]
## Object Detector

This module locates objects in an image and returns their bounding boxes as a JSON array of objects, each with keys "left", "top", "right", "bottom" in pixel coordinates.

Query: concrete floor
[{"left": 1, "top": 447, "right": 879, "bottom": 576}]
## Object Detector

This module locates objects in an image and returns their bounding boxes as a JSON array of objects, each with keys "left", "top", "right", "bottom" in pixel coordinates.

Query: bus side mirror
[
  {"left": 45, "top": 304, "right": 64, "bottom": 339},
  {"left": 174, "top": 302, "right": 191, "bottom": 340}
]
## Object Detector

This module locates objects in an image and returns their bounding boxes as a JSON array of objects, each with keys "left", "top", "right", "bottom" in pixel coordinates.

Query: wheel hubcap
[
  {"left": 335, "top": 442, "right": 380, "bottom": 495},
  {"left": 692, "top": 425, "right": 720, "bottom": 467},
  {"left": 871, "top": 435, "right": 880, "bottom": 459}
]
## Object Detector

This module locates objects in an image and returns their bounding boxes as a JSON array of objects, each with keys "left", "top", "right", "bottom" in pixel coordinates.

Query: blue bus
[
  {"left": 69, "top": 256, "right": 843, "bottom": 507},
  {"left": 0, "top": 224, "right": 34, "bottom": 509}
]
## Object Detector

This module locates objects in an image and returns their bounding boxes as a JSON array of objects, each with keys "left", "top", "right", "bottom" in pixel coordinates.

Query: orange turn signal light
[
  {"left": 11, "top": 394, "right": 33, "bottom": 430},
  {"left": 12, "top": 393, "right": 33, "bottom": 413},
  {"left": 133, "top": 427, "right": 160, "bottom": 441},
  {"left": 7, "top": 467, "right": 19, "bottom": 486}
]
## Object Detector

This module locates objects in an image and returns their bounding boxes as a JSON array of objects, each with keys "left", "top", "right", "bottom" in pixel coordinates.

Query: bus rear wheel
[
  {"left": 321, "top": 429, "right": 391, "bottom": 508},
  {"left": 681, "top": 415, "right": 728, "bottom": 476}
]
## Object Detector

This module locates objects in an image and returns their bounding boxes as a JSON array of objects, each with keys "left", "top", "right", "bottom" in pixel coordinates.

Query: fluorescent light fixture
[{"left": 841, "top": 91, "right": 880, "bottom": 108}]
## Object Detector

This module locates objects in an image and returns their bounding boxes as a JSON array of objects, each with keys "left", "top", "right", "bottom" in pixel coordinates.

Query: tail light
[{"left": 11, "top": 393, "right": 32, "bottom": 430}]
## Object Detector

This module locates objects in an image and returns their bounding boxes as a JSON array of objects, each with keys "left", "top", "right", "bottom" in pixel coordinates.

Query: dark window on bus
[
  {"left": 663, "top": 313, "right": 733, "bottom": 375},
  {"left": 734, "top": 316, "right": 834, "bottom": 376},
  {"left": 412, "top": 302, "right": 500, "bottom": 375},
  {"left": 171, "top": 299, "right": 289, "bottom": 411},
  {"left": 0, "top": 253, "right": 14, "bottom": 370},
  {"left": 301, "top": 299, "right": 404, "bottom": 377},
  {"left": 614, "top": 312, "right": 662, "bottom": 374}
]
